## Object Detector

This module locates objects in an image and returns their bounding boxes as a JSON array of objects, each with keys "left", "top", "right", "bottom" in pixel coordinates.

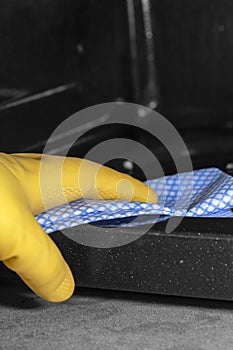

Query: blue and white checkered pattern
[{"left": 36, "top": 168, "right": 233, "bottom": 233}]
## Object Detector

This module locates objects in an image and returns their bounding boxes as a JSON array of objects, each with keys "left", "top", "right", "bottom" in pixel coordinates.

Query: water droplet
[
  {"left": 218, "top": 25, "right": 225, "bottom": 32},
  {"left": 149, "top": 100, "right": 157, "bottom": 109},
  {"left": 123, "top": 160, "right": 134, "bottom": 171}
]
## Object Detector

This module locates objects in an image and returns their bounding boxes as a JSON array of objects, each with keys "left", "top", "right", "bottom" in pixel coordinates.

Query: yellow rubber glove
[{"left": 0, "top": 152, "right": 157, "bottom": 302}]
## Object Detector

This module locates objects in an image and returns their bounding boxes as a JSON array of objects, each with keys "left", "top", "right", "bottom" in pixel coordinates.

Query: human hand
[{"left": 0, "top": 153, "right": 157, "bottom": 302}]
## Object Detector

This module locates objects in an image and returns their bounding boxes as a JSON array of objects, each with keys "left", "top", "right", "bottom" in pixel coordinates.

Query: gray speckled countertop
[{"left": 1, "top": 281, "right": 233, "bottom": 350}]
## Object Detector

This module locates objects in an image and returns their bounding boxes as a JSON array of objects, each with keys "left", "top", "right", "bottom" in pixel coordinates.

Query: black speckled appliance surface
[{"left": 1, "top": 217, "right": 233, "bottom": 300}]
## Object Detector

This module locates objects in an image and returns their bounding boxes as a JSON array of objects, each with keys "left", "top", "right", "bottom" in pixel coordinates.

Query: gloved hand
[{"left": 0, "top": 152, "right": 157, "bottom": 302}]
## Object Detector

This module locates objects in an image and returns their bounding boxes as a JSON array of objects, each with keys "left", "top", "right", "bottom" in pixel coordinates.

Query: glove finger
[
  {"left": 40, "top": 156, "right": 157, "bottom": 208},
  {"left": 11, "top": 154, "right": 157, "bottom": 213},
  {"left": 76, "top": 158, "right": 157, "bottom": 202},
  {"left": 1, "top": 210, "right": 74, "bottom": 302}
]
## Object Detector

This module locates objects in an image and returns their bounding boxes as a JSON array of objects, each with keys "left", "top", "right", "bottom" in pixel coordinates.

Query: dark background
[{"left": 0, "top": 0, "right": 232, "bottom": 176}]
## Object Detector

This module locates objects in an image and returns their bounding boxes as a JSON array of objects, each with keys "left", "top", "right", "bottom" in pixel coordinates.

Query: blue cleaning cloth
[{"left": 36, "top": 168, "right": 233, "bottom": 234}]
